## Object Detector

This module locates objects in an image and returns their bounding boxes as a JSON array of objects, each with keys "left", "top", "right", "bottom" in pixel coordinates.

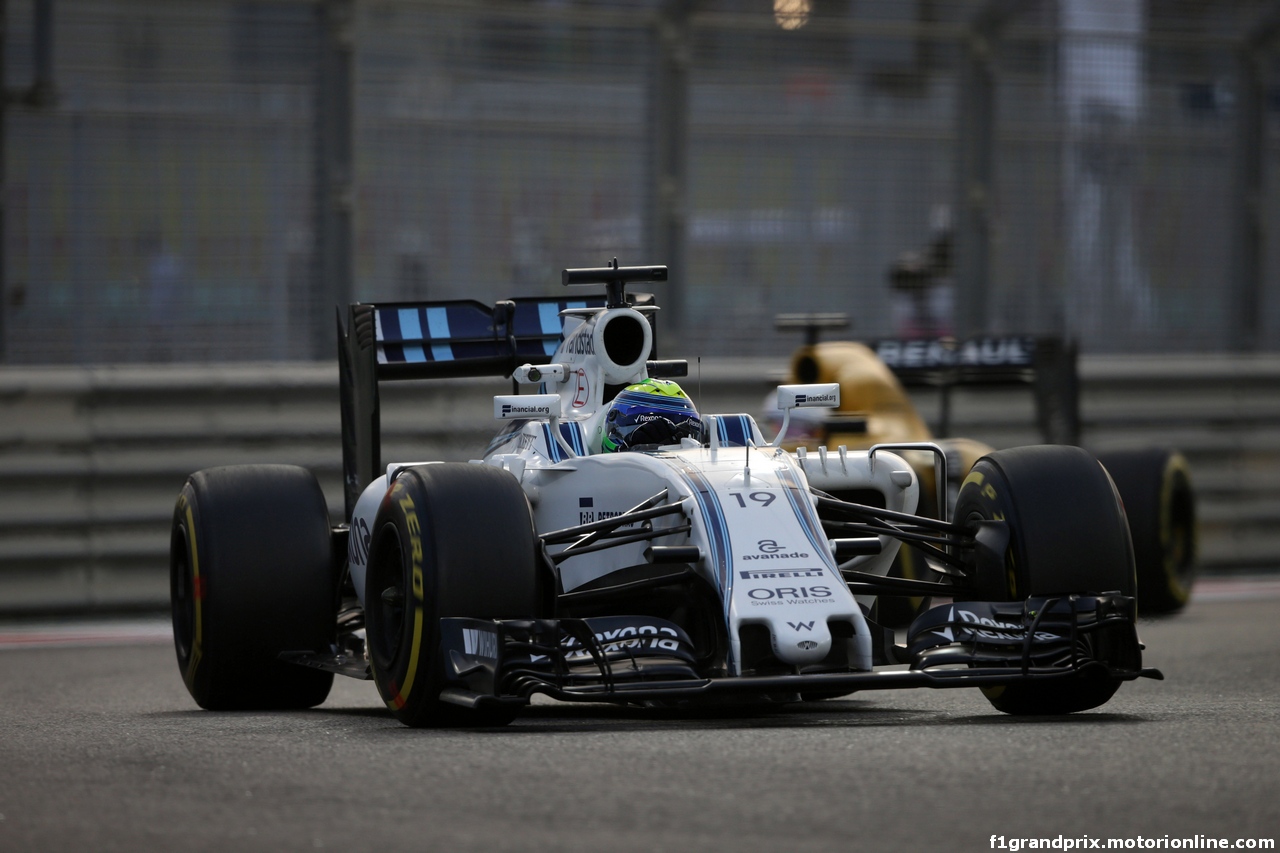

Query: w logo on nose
[{"left": 787, "top": 621, "right": 814, "bottom": 631}]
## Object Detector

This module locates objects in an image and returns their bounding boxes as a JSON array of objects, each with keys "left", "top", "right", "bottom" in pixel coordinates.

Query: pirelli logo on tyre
[
  {"left": 959, "top": 467, "right": 1016, "bottom": 597},
  {"left": 401, "top": 494, "right": 424, "bottom": 603},
  {"left": 383, "top": 486, "right": 427, "bottom": 713},
  {"left": 961, "top": 469, "right": 999, "bottom": 502}
]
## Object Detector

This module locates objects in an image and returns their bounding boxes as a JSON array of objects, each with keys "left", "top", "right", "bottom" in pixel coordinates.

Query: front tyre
[
  {"left": 364, "top": 463, "right": 541, "bottom": 727},
  {"left": 171, "top": 465, "right": 336, "bottom": 710},
  {"left": 954, "top": 446, "right": 1137, "bottom": 715}
]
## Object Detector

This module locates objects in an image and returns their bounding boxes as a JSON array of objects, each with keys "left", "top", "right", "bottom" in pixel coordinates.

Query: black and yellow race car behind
[{"left": 768, "top": 315, "right": 1197, "bottom": 620}]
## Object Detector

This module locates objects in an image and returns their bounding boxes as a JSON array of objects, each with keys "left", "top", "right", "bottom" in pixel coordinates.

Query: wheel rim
[
  {"left": 170, "top": 524, "right": 195, "bottom": 663},
  {"left": 368, "top": 524, "right": 408, "bottom": 670}
]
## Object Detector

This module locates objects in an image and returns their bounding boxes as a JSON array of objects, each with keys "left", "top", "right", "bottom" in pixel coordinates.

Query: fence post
[
  {"left": 954, "top": 0, "right": 1026, "bottom": 339},
  {"left": 1, "top": 0, "right": 8, "bottom": 363},
  {"left": 314, "top": 0, "right": 355, "bottom": 359},
  {"left": 954, "top": 22, "right": 993, "bottom": 340},
  {"left": 1232, "top": 3, "right": 1280, "bottom": 353},
  {"left": 646, "top": 0, "right": 692, "bottom": 336},
  {"left": 0, "top": 0, "right": 56, "bottom": 362}
]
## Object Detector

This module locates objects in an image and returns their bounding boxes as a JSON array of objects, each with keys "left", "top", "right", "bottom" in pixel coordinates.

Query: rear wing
[
  {"left": 868, "top": 336, "right": 1079, "bottom": 446},
  {"left": 777, "top": 315, "right": 1078, "bottom": 448},
  {"left": 337, "top": 293, "right": 654, "bottom": 517}
]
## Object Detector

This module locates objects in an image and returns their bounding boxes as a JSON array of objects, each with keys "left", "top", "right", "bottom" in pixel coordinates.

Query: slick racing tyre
[
  {"left": 171, "top": 465, "right": 336, "bottom": 710},
  {"left": 1095, "top": 448, "right": 1197, "bottom": 615},
  {"left": 954, "top": 445, "right": 1136, "bottom": 715},
  {"left": 364, "top": 463, "right": 541, "bottom": 727}
]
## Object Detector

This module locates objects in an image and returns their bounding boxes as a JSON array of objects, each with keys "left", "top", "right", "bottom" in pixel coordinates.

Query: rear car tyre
[
  {"left": 1095, "top": 448, "right": 1197, "bottom": 615},
  {"left": 954, "top": 445, "right": 1136, "bottom": 715},
  {"left": 171, "top": 465, "right": 336, "bottom": 710},
  {"left": 364, "top": 463, "right": 541, "bottom": 727}
]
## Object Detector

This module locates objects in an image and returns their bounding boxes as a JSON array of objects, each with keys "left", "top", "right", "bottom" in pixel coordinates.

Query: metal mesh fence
[
  {"left": 3, "top": 0, "right": 1278, "bottom": 363},
  {"left": 6, "top": 0, "right": 318, "bottom": 361}
]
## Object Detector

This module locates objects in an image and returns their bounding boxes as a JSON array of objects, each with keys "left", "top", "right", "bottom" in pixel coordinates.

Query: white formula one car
[{"left": 169, "top": 262, "right": 1162, "bottom": 727}]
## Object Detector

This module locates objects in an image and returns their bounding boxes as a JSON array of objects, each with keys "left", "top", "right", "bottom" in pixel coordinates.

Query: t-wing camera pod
[{"left": 562, "top": 258, "right": 668, "bottom": 308}]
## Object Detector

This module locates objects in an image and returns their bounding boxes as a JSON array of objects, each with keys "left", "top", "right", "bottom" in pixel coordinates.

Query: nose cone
[{"left": 770, "top": 619, "right": 832, "bottom": 667}]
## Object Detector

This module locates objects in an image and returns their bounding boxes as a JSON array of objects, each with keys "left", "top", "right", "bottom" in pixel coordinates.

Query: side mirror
[
  {"left": 493, "top": 394, "right": 576, "bottom": 459},
  {"left": 772, "top": 383, "right": 840, "bottom": 447}
]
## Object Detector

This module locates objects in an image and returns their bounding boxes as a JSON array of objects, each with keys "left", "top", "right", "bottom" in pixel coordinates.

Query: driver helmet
[{"left": 601, "top": 379, "right": 702, "bottom": 453}]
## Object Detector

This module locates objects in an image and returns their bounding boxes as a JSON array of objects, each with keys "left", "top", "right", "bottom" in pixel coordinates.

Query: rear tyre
[
  {"left": 364, "top": 463, "right": 541, "bottom": 727},
  {"left": 953, "top": 446, "right": 1136, "bottom": 715},
  {"left": 1095, "top": 448, "right": 1197, "bottom": 615},
  {"left": 171, "top": 465, "right": 336, "bottom": 710}
]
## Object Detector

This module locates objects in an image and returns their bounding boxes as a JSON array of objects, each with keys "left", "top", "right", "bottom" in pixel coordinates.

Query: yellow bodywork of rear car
[{"left": 783, "top": 341, "right": 991, "bottom": 514}]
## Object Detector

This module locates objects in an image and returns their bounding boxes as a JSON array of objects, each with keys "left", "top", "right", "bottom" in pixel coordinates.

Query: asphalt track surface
[{"left": 1, "top": 578, "right": 1278, "bottom": 853}]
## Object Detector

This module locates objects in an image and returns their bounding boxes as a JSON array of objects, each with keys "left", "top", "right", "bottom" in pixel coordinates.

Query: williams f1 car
[{"left": 170, "top": 262, "right": 1162, "bottom": 727}]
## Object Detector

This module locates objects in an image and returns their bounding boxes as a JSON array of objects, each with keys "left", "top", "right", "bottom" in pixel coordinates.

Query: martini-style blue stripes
[
  {"left": 370, "top": 297, "right": 611, "bottom": 366},
  {"left": 397, "top": 308, "right": 425, "bottom": 362},
  {"left": 425, "top": 307, "right": 453, "bottom": 361}
]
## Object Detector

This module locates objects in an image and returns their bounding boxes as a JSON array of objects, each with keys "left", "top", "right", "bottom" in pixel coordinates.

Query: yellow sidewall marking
[
  {"left": 1160, "top": 454, "right": 1193, "bottom": 604},
  {"left": 962, "top": 467, "right": 1015, "bottom": 596},
  {"left": 386, "top": 491, "right": 426, "bottom": 710},
  {"left": 392, "top": 607, "right": 425, "bottom": 710}
]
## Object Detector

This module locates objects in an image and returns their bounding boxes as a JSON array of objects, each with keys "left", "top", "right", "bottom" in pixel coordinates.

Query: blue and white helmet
[{"left": 601, "top": 379, "right": 702, "bottom": 453}]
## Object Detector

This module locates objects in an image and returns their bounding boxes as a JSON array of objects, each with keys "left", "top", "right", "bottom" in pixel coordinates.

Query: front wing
[{"left": 429, "top": 595, "right": 1163, "bottom": 711}]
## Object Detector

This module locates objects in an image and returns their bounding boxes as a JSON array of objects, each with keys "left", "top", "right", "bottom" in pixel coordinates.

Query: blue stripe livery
[
  {"left": 371, "top": 296, "right": 606, "bottom": 366},
  {"left": 775, "top": 463, "right": 839, "bottom": 574},
  {"left": 540, "top": 421, "right": 586, "bottom": 463}
]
